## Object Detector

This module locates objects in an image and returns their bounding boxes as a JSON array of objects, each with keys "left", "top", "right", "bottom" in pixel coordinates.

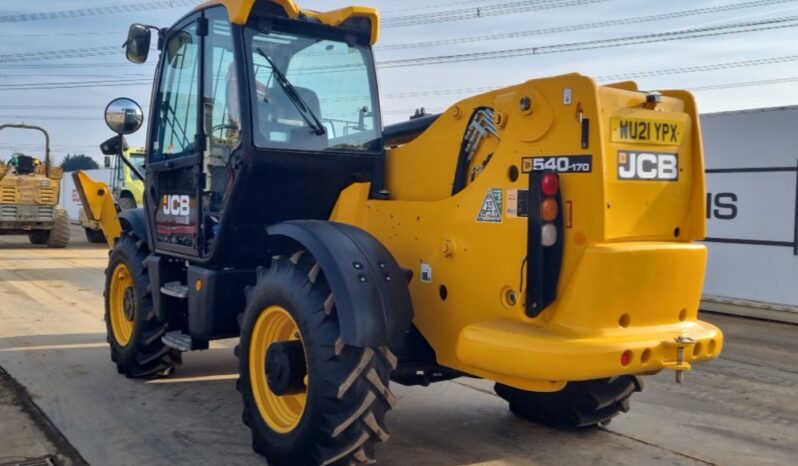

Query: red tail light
[{"left": 541, "top": 173, "right": 560, "bottom": 196}]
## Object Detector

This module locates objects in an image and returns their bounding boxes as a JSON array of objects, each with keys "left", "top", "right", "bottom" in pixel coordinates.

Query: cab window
[
  {"left": 151, "top": 22, "right": 200, "bottom": 161},
  {"left": 248, "top": 28, "right": 382, "bottom": 152}
]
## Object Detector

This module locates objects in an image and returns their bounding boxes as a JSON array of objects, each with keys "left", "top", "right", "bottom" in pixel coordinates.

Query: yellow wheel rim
[
  {"left": 109, "top": 263, "right": 136, "bottom": 346},
  {"left": 250, "top": 305, "right": 308, "bottom": 434}
]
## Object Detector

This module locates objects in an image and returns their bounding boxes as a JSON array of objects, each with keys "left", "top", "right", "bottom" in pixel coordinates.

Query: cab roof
[{"left": 195, "top": 0, "right": 380, "bottom": 44}]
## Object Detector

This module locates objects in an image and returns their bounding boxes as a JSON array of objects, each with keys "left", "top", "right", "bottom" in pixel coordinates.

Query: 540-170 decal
[{"left": 522, "top": 155, "right": 592, "bottom": 174}]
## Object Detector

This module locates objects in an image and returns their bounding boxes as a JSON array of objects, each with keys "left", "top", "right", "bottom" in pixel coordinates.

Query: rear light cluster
[
  {"left": 540, "top": 173, "right": 560, "bottom": 247},
  {"left": 526, "top": 171, "right": 564, "bottom": 317}
]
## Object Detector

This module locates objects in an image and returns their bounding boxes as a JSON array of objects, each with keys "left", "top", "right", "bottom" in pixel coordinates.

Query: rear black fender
[
  {"left": 119, "top": 208, "right": 149, "bottom": 248},
  {"left": 267, "top": 220, "right": 413, "bottom": 348}
]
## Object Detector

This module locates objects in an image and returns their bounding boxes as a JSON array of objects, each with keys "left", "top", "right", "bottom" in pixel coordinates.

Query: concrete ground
[{"left": 0, "top": 224, "right": 796, "bottom": 466}]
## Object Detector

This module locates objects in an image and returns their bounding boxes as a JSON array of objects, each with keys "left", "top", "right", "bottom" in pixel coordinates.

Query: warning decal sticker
[
  {"left": 477, "top": 188, "right": 503, "bottom": 223},
  {"left": 507, "top": 189, "right": 530, "bottom": 218}
]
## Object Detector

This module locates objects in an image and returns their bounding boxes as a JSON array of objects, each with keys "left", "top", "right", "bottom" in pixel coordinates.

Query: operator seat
[
  {"left": 15, "top": 155, "right": 36, "bottom": 175},
  {"left": 263, "top": 86, "right": 328, "bottom": 151}
]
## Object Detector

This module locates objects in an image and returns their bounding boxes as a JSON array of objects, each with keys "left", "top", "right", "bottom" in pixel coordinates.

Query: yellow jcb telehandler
[
  {"left": 0, "top": 124, "right": 70, "bottom": 248},
  {"left": 75, "top": 1, "right": 723, "bottom": 464}
]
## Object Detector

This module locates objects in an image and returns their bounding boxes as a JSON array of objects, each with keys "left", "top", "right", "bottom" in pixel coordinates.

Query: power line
[
  {"left": 380, "top": 0, "right": 798, "bottom": 50},
  {"left": 0, "top": 114, "right": 101, "bottom": 121},
  {"left": 0, "top": 0, "right": 612, "bottom": 63},
  {"left": 0, "top": 0, "right": 200, "bottom": 24},
  {"left": 0, "top": 62, "right": 147, "bottom": 69},
  {"left": 382, "top": 0, "right": 508, "bottom": 14},
  {"left": 382, "top": 0, "right": 615, "bottom": 28},
  {"left": 597, "top": 54, "right": 798, "bottom": 80},
  {"left": 377, "top": 55, "right": 798, "bottom": 100},
  {"left": 0, "top": 31, "right": 122, "bottom": 39},
  {"left": 0, "top": 46, "right": 120, "bottom": 63},
  {"left": 0, "top": 78, "right": 152, "bottom": 91},
  {"left": 378, "top": 15, "right": 798, "bottom": 68},
  {"left": 0, "top": 73, "right": 153, "bottom": 78},
  {"left": 4, "top": 51, "right": 798, "bottom": 94},
  {"left": 690, "top": 75, "right": 798, "bottom": 91}
]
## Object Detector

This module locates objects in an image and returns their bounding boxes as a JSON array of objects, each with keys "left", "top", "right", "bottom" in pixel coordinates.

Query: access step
[
  {"left": 161, "top": 281, "right": 188, "bottom": 299},
  {"left": 162, "top": 330, "right": 208, "bottom": 352}
]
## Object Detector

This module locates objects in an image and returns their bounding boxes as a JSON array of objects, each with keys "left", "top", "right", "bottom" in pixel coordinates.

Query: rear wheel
[
  {"left": 28, "top": 231, "right": 48, "bottom": 245},
  {"left": 495, "top": 376, "right": 643, "bottom": 428},
  {"left": 85, "top": 227, "right": 106, "bottom": 243},
  {"left": 105, "top": 233, "right": 179, "bottom": 378},
  {"left": 238, "top": 253, "right": 397, "bottom": 466},
  {"left": 46, "top": 207, "right": 70, "bottom": 248}
]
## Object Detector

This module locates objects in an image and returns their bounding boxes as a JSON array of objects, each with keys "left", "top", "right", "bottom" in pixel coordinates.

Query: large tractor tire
[
  {"left": 46, "top": 207, "right": 71, "bottom": 248},
  {"left": 85, "top": 228, "right": 106, "bottom": 244},
  {"left": 118, "top": 196, "right": 136, "bottom": 210},
  {"left": 495, "top": 376, "right": 643, "bottom": 428},
  {"left": 237, "top": 252, "right": 397, "bottom": 466},
  {"left": 28, "top": 231, "right": 48, "bottom": 245},
  {"left": 104, "top": 233, "right": 180, "bottom": 378}
]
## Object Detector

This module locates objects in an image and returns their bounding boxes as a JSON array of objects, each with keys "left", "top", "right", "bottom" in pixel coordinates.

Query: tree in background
[{"left": 60, "top": 153, "right": 99, "bottom": 172}]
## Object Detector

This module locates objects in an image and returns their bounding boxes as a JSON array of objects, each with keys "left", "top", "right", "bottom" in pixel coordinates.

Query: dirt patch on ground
[{"left": 0, "top": 367, "right": 87, "bottom": 466}]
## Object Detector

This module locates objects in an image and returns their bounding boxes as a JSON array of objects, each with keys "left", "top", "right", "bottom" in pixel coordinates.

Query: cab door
[{"left": 145, "top": 14, "right": 204, "bottom": 257}]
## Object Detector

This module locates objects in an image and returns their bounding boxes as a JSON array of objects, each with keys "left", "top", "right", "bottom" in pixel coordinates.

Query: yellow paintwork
[
  {"left": 196, "top": 0, "right": 380, "bottom": 44},
  {"left": 109, "top": 263, "right": 135, "bottom": 346},
  {"left": 331, "top": 73, "right": 722, "bottom": 391},
  {"left": 0, "top": 162, "right": 61, "bottom": 207},
  {"left": 74, "top": 170, "right": 122, "bottom": 247},
  {"left": 89, "top": 0, "right": 722, "bottom": 393},
  {"left": 249, "top": 305, "right": 307, "bottom": 433}
]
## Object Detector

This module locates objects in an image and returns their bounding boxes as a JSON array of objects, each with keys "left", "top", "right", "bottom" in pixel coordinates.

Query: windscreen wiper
[{"left": 256, "top": 48, "right": 326, "bottom": 136}]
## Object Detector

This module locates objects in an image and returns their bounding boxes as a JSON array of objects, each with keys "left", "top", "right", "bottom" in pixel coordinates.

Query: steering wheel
[{"left": 212, "top": 123, "right": 239, "bottom": 139}]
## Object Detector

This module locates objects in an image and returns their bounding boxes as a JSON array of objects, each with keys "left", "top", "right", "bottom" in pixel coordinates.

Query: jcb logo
[
  {"left": 618, "top": 151, "right": 679, "bottom": 181},
  {"left": 162, "top": 194, "right": 191, "bottom": 216}
]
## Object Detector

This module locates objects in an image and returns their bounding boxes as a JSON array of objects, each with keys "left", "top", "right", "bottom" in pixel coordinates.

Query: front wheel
[
  {"left": 46, "top": 207, "right": 70, "bottom": 248},
  {"left": 238, "top": 253, "right": 397, "bottom": 466},
  {"left": 85, "top": 227, "right": 106, "bottom": 244},
  {"left": 104, "top": 233, "right": 179, "bottom": 378},
  {"left": 28, "top": 231, "right": 48, "bottom": 245},
  {"left": 495, "top": 376, "right": 643, "bottom": 428}
]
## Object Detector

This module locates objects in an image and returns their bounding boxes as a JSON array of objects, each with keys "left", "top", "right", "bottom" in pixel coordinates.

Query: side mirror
[
  {"left": 105, "top": 98, "right": 143, "bottom": 135},
  {"left": 100, "top": 136, "right": 129, "bottom": 156},
  {"left": 126, "top": 24, "right": 151, "bottom": 64}
]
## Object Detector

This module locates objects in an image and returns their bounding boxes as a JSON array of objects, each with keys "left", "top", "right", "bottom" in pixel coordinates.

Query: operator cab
[{"left": 113, "top": 1, "right": 384, "bottom": 267}]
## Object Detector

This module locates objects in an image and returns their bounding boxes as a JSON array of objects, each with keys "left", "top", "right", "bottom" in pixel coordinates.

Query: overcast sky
[{"left": 1, "top": 0, "right": 797, "bottom": 163}]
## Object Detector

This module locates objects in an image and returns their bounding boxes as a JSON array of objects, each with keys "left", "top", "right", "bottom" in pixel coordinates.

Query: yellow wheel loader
[
  {"left": 0, "top": 124, "right": 70, "bottom": 248},
  {"left": 75, "top": 1, "right": 723, "bottom": 464}
]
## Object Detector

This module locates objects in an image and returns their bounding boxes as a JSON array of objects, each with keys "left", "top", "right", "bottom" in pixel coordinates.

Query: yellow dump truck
[{"left": 0, "top": 124, "right": 70, "bottom": 248}]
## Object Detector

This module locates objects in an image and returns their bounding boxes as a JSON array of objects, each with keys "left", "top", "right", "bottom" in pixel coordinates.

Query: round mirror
[{"left": 104, "top": 97, "right": 143, "bottom": 135}]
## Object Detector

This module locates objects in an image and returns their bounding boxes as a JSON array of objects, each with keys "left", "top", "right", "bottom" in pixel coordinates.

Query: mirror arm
[{"left": 157, "top": 28, "right": 168, "bottom": 51}]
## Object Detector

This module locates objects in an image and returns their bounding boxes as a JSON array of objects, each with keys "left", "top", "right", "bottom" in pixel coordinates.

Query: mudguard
[
  {"left": 119, "top": 208, "right": 149, "bottom": 248},
  {"left": 268, "top": 220, "right": 413, "bottom": 347}
]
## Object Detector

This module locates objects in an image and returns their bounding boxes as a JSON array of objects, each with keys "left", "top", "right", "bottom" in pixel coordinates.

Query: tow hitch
[{"left": 663, "top": 335, "right": 697, "bottom": 383}]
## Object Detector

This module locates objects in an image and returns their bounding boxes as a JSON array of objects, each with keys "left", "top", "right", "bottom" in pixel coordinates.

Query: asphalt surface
[{"left": 0, "top": 224, "right": 796, "bottom": 466}]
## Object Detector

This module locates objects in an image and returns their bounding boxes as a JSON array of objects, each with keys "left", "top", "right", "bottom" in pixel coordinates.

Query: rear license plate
[{"left": 611, "top": 117, "right": 685, "bottom": 146}]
